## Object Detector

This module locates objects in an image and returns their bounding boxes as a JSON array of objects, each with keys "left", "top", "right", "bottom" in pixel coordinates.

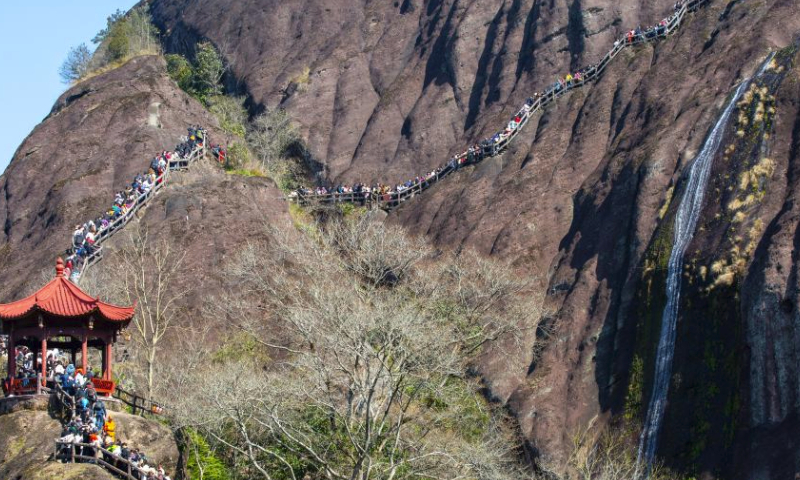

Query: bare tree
[
  {"left": 246, "top": 108, "right": 300, "bottom": 167},
  {"left": 171, "top": 217, "right": 542, "bottom": 479},
  {"left": 59, "top": 44, "right": 92, "bottom": 83},
  {"left": 108, "top": 226, "right": 189, "bottom": 398}
]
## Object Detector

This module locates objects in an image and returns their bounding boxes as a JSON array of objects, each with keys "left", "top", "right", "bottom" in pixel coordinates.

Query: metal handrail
[{"left": 288, "top": 0, "right": 710, "bottom": 209}]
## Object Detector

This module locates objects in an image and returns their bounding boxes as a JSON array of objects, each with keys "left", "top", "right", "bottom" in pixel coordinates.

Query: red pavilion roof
[{"left": 0, "top": 258, "right": 135, "bottom": 322}]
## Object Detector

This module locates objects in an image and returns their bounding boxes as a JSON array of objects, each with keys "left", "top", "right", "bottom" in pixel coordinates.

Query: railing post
[
  {"left": 70, "top": 443, "right": 75, "bottom": 463},
  {"left": 36, "top": 373, "right": 41, "bottom": 395}
]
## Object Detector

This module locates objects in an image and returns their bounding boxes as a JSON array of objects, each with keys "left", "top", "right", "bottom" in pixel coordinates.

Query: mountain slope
[{"left": 1, "top": 0, "right": 800, "bottom": 477}]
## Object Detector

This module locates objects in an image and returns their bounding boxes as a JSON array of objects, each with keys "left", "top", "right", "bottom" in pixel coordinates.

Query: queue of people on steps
[
  {"left": 56, "top": 364, "right": 171, "bottom": 480},
  {"left": 65, "top": 127, "right": 205, "bottom": 283},
  {"left": 289, "top": 0, "right": 692, "bottom": 204}
]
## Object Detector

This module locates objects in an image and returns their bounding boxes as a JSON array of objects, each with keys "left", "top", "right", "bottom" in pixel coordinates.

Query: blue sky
[{"left": 0, "top": 1, "right": 138, "bottom": 173}]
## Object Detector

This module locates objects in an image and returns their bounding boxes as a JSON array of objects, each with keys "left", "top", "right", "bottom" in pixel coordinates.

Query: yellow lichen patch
[
  {"left": 699, "top": 265, "right": 708, "bottom": 282},
  {"left": 738, "top": 171, "right": 751, "bottom": 190},
  {"left": 711, "top": 260, "right": 728, "bottom": 275},
  {"left": 714, "top": 271, "right": 736, "bottom": 287},
  {"left": 752, "top": 157, "right": 776, "bottom": 178},
  {"left": 732, "top": 211, "right": 747, "bottom": 223},
  {"left": 658, "top": 186, "right": 674, "bottom": 220}
]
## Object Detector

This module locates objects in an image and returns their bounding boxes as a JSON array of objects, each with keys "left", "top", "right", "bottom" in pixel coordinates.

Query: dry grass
[
  {"left": 738, "top": 171, "right": 751, "bottom": 190},
  {"left": 292, "top": 66, "right": 311, "bottom": 87},
  {"left": 728, "top": 197, "right": 745, "bottom": 211},
  {"left": 766, "top": 58, "right": 778, "bottom": 71},
  {"left": 75, "top": 48, "right": 161, "bottom": 84}
]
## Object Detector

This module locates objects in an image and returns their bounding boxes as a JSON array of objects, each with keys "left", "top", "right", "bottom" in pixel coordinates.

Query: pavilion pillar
[
  {"left": 6, "top": 333, "right": 14, "bottom": 379},
  {"left": 81, "top": 336, "right": 88, "bottom": 374},
  {"left": 101, "top": 342, "right": 107, "bottom": 380},
  {"left": 104, "top": 341, "right": 113, "bottom": 381},
  {"left": 41, "top": 337, "right": 47, "bottom": 385}
]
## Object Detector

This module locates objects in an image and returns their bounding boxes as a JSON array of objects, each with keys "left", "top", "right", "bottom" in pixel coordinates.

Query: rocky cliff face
[
  {"left": 149, "top": 0, "right": 800, "bottom": 476},
  {"left": 2, "top": 0, "right": 800, "bottom": 477},
  {"left": 0, "top": 56, "right": 225, "bottom": 299}
]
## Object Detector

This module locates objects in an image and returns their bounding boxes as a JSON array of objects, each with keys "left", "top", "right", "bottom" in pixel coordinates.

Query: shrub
[
  {"left": 207, "top": 95, "right": 248, "bottom": 138},
  {"left": 126, "top": 5, "right": 160, "bottom": 55},
  {"left": 192, "top": 42, "right": 225, "bottom": 101},
  {"left": 165, "top": 54, "right": 193, "bottom": 91},
  {"left": 64, "top": 5, "right": 160, "bottom": 83},
  {"left": 59, "top": 44, "right": 92, "bottom": 83},
  {"left": 224, "top": 141, "right": 251, "bottom": 169},
  {"left": 184, "top": 428, "right": 231, "bottom": 480},
  {"left": 246, "top": 108, "right": 300, "bottom": 165},
  {"left": 92, "top": 9, "right": 126, "bottom": 45}
]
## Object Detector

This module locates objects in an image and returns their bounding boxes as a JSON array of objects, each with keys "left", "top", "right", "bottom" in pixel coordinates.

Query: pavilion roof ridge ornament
[{"left": 56, "top": 257, "right": 65, "bottom": 278}]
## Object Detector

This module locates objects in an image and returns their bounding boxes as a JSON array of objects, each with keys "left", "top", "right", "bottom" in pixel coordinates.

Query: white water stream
[{"left": 635, "top": 53, "right": 774, "bottom": 476}]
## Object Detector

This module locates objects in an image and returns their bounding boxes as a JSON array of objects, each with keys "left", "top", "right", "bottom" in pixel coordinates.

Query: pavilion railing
[{"left": 287, "top": 0, "right": 711, "bottom": 210}]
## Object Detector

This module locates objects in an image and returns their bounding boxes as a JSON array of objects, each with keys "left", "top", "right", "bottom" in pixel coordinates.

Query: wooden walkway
[
  {"left": 73, "top": 136, "right": 207, "bottom": 284},
  {"left": 288, "top": 0, "right": 710, "bottom": 210},
  {"left": 50, "top": 382, "right": 167, "bottom": 479}
]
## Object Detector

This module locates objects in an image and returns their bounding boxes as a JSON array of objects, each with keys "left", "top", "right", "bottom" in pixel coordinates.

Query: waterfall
[{"left": 635, "top": 53, "right": 774, "bottom": 476}]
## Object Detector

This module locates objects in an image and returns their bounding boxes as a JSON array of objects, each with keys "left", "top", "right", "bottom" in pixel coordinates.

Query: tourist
[{"left": 103, "top": 415, "right": 116, "bottom": 442}]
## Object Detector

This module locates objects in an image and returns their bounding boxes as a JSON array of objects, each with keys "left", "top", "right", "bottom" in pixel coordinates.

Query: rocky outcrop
[
  {"left": 0, "top": 408, "right": 178, "bottom": 479},
  {"left": 0, "top": 55, "right": 223, "bottom": 300}
]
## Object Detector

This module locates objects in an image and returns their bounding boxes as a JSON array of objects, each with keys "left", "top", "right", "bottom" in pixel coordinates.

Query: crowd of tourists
[
  {"left": 289, "top": 1, "right": 687, "bottom": 204},
  {"left": 289, "top": 166, "right": 447, "bottom": 201},
  {"left": 5, "top": 345, "right": 99, "bottom": 386},
  {"left": 7, "top": 345, "right": 37, "bottom": 382},
  {"left": 55, "top": 363, "right": 171, "bottom": 480},
  {"left": 65, "top": 127, "right": 206, "bottom": 282}
]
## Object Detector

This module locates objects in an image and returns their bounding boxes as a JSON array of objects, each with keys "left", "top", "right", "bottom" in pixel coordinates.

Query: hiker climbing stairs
[{"left": 70, "top": 130, "right": 207, "bottom": 285}]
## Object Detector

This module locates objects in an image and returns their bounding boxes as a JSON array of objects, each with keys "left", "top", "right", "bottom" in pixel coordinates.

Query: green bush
[
  {"left": 224, "top": 142, "right": 252, "bottom": 170},
  {"left": 193, "top": 42, "right": 225, "bottom": 101},
  {"left": 165, "top": 43, "right": 226, "bottom": 106},
  {"left": 185, "top": 429, "right": 231, "bottom": 480},
  {"left": 106, "top": 19, "right": 132, "bottom": 61},
  {"left": 92, "top": 9, "right": 126, "bottom": 45},
  {"left": 166, "top": 54, "right": 193, "bottom": 91},
  {"left": 63, "top": 5, "right": 160, "bottom": 83}
]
